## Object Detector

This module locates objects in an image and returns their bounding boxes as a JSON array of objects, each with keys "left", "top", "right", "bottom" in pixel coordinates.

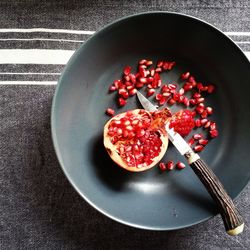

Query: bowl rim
[{"left": 51, "top": 11, "right": 250, "bottom": 231}]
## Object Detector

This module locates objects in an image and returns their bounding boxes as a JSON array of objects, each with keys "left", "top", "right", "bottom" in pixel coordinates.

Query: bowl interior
[{"left": 52, "top": 12, "right": 250, "bottom": 230}]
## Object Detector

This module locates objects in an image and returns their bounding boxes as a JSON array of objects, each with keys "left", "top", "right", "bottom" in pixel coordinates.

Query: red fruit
[
  {"left": 118, "top": 98, "right": 127, "bottom": 106},
  {"left": 193, "top": 92, "right": 201, "bottom": 99},
  {"left": 204, "top": 121, "right": 211, "bottom": 128},
  {"left": 195, "top": 119, "right": 202, "bottom": 127},
  {"left": 201, "top": 118, "right": 208, "bottom": 126},
  {"left": 128, "top": 88, "right": 137, "bottom": 96},
  {"left": 155, "top": 93, "right": 163, "bottom": 101},
  {"left": 210, "top": 122, "right": 217, "bottom": 130},
  {"left": 123, "top": 66, "right": 131, "bottom": 75},
  {"left": 206, "top": 107, "right": 213, "bottom": 115},
  {"left": 183, "top": 83, "right": 193, "bottom": 91},
  {"left": 199, "top": 139, "right": 209, "bottom": 145},
  {"left": 169, "top": 110, "right": 195, "bottom": 136},
  {"left": 210, "top": 129, "right": 219, "bottom": 138},
  {"left": 176, "top": 161, "right": 186, "bottom": 169},
  {"left": 118, "top": 89, "right": 129, "bottom": 99},
  {"left": 193, "top": 133, "right": 203, "bottom": 140},
  {"left": 103, "top": 109, "right": 170, "bottom": 172},
  {"left": 201, "top": 110, "right": 208, "bottom": 118},
  {"left": 167, "top": 161, "right": 175, "bottom": 170},
  {"left": 189, "top": 99, "right": 196, "bottom": 106},
  {"left": 194, "top": 145, "right": 204, "bottom": 152},
  {"left": 106, "top": 108, "right": 115, "bottom": 116},
  {"left": 147, "top": 89, "right": 155, "bottom": 97},
  {"left": 188, "top": 137, "right": 195, "bottom": 146},
  {"left": 109, "top": 85, "right": 117, "bottom": 92},
  {"left": 146, "top": 60, "right": 153, "bottom": 66},
  {"left": 197, "top": 83, "right": 203, "bottom": 91},
  {"left": 161, "top": 84, "right": 169, "bottom": 93},
  {"left": 168, "top": 98, "right": 176, "bottom": 105},
  {"left": 158, "top": 96, "right": 167, "bottom": 106},
  {"left": 207, "top": 84, "right": 215, "bottom": 94},
  {"left": 159, "top": 162, "right": 167, "bottom": 171},
  {"left": 178, "top": 88, "right": 185, "bottom": 96},
  {"left": 181, "top": 72, "right": 190, "bottom": 80},
  {"left": 157, "top": 61, "right": 163, "bottom": 67},
  {"left": 139, "top": 59, "right": 147, "bottom": 65}
]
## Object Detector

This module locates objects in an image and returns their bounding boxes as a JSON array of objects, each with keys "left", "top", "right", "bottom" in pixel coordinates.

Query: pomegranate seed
[
  {"left": 124, "top": 75, "right": 130, "bottom": 82},
  {"left": 202, "top": 86, "right": 208, "bottom": 92},
  {"left": 196, "top": 97, "right": 205, "bottom": 104},
  {"left": 181, "top": 72, "right": 190, "bottom": 80},
  {"left": 168, "top": 98, "right": 176, "bottom": 105},
  {"left": 176, "top": 161, "right": 186, "bottom": 169},
  {"left": 147, "top": 77, "right": 154, "bottom": 84},
  {"left": 159, "top": 162, "right": 167, "bottom": 171},
  {"left": 150, "top": 69, "right": 155, "bottom": 76},
  {"left": 125, "top": 81, "right": 133, "bottom": 86},
  {"left": 135, "top": 82, "right": 144, "bottom": 88},
  {"left": 109, "top": 85, "right": 117, "bottom": 92},
  {"left": 162, "top": 62, "right": 169, "bottom": 70},
  {"left": 183, "top": 97, "right": 190, "bottom": 106},
  {"left": 129, "top": 73, "right": 136, "bottom": 84},
  {"left": 178, "top": 88, "right": 185, "bottom": 95},
  {"left": 206, "top": 107, "right": 213, "bottom": 115},
  {"left": 147, "top": 89, "right": 155, "bottom": 97},
  {"left": 128, "top": 88, "right": 137, "bottom": 96},
  {"left": 157, "top": 61, "right": 163, "bottom": 67},
  {"left": 183, "top": 83, "right": 193, "bottom": 91},
  {"left": 201, "top": 110, "right": 208, "bottom": 118},
  {"left": 105, "top": 108, "right": 115, "bottom": 116},
  {"left": 194, "top": 145, "right": 204, "bottom": 152},
  {"left": 173, "top": 93, "right": 180, "bottom": 101},
  {"left": 155, "top": 67, "right": 162, "bottom": 73},
  {"left": 118, "top": 89, "right": 129, "bottom": 99},
  {"left": 188, "top": 76, "right": 196, "bottom": 83},
  {"left": 162, "top": 92, "right": 171, "bottom": 97},
  {"left": 199, "top": 139, "right": 209, "bottom": 145},
  {"left": 168, "top": 83, "right": 177, "bottom": 90},
  {"left": 123, "top": 66, "right": 131, "bottom": 75},
  {"left": 201, "top": 118, "right": 208, "bottom": 126},
  {"left": 139, "top": 77, "right": 147, "bottom": 83},
  {"left": 158, "top": 97, "right": 167, "bottom": 106},
  {"left": 210, "top": 122, "right": 217, "bottom": 130},
  {"left": 155, "top": 93, "right": 163, "bottom": 101},
  {"left": 195, "top": 119, "right": 201, "bottom": 127},
  {"left": 146, "top": 60, "right": 153, "bottom": 66},
  {"left": 204, "top": 121, "right": 211, "bottom": 128},
  {"left": 193, "top": 92, "right": 201, "bottom": 99},
  {"left": 196, "top": 107, "right": 204, "bottom": 114},
  {"left": 207, "top": 84, "right": 215, "bottom": 93},
  {"left": 167, "top": 161, "right": 175, "bottom": 170},
  {"left": 197, "top": 103, "right": 205, "bottom": 109},
  {"left": 168, "top": 61, "right": 176, "bottom": 70},
  {"left": 188, "top": 137, "right": 195, "bottom": 146},
  {"left": 210, "top": 129, "right": 219, "bottom": 138},
  {"left": 113, "top": 80, "right": 121, "bottom": 89},
  {"left": 118, "top": 98, "right": 127, "bottom": 106},
  {"left": 197, "top": 83, "right": 203, "bottom": 91},
  {"left": 193, "top": 133, "right": 203, "bottom": 140},
  {"left": 189, "top": 99, "right": 196, "bottom": 106},
  {"left": 139, "top": 59, "right": 147, "bottom": 65}
]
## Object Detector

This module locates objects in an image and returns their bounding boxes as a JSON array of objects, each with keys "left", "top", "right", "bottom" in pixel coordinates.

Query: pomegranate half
[{"left": 103, "top": 109, "right": 170, "bottom": 172}]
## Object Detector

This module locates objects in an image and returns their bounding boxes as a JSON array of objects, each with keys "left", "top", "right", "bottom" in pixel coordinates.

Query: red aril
[
  {"left": 169, "top": 110, "right": 195, "bottom": 136},
  {"left": 106, "top": 108, "right": 115, "bottom": 116},
  {"left": 210, "top": 129, "right": 219, "bottom": 138},
  {"left": 166, "top": 161, "right": 175, "bottom": 170},
  {"left": 176, "top": 161, "right": 186, "bottom": 169},
  {"left": 194, "top": 145, "right": 204, "bottom": 152},
  {"left": 181, "top": 72, "right": 190, "bottom": 80},
  {"left": 159, "top": 162, "right": 167, "bottom": 171},
  {"left": 104, "top": 109, "right": 170, "bottom": 172}
]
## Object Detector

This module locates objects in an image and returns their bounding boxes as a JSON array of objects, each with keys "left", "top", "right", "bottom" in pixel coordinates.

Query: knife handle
[{"left": 185, "top": 151, "right": 244, "bottom": 236}]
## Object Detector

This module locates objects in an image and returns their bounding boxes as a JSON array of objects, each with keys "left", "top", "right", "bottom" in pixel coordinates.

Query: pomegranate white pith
[{"left": 103, "top": 109, "right": 170, "bottom": 172}]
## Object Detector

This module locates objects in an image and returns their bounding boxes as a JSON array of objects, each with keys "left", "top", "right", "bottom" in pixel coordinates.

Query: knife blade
[{"left": 136, "top": 90, "right": 244, "bottom": 235}]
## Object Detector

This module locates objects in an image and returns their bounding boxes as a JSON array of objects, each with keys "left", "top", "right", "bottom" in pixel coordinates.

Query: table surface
[{"left": 0, "top": 1, "right": 249, "bottom": 249}]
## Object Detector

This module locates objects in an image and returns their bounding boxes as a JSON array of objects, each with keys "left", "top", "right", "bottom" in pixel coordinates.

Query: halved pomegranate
[{"left": 103, "top": 109, "right": 171, "bottom": 172}]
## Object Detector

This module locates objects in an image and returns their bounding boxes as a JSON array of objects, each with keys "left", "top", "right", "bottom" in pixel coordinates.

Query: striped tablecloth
[{"left": 0, "top": 1, "right": 249, "bottom": 249}]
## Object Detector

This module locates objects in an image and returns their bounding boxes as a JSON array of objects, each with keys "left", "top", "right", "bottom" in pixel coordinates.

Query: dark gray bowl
[{"left": 51, "top": 12, "right": 250, "bottom": 230}]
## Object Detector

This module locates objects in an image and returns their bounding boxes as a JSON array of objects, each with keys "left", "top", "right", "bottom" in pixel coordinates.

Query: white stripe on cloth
[
  {"left": 0, "top": 49, "right": 74, "bottom": 64},
  {"left": 0, "top": 28, "right": 95, "bottom": 35},
  {"left": 0, "top": 38, "right": 84, "bottom": 43},
  {"left": 0, "top": 81, "right": 57, "bottom": 85}
]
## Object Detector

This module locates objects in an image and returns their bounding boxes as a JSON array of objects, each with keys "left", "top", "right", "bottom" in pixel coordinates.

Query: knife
[{"left": 136, "top": 91, "right": 244, "bottom": 235}]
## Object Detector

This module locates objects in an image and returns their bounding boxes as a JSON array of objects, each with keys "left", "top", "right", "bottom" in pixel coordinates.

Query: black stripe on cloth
[
  {"left": 0, "top": 40, "right": 82, "bottom": 50},
  {"left": 0, "top": 32, "right": 91, "bottom": 40},
  {"left": 0, "top": 64, "right": 65, "bottom": 73},
  {"left": 0, "top": 74, "right": 59, "bottom": 81}
]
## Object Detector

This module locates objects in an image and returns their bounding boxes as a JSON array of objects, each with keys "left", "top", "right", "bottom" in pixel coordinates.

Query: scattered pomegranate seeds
[
  {"left": 105, "top": 58, "right": 219, "bottom": 171},
  {"left": 106, "top": 108, "right": 115, "bottom": 116},
  {"left": 176, "top": 161, "right": 186, "bottom": 169},
  {"left": 167, "top": 161, "right": 175, "bottom": 170}
]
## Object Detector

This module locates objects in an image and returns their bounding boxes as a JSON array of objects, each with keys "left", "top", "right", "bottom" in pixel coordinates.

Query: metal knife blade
[{"left": 136, "top": 91, "right": 193, "bottom": 156}]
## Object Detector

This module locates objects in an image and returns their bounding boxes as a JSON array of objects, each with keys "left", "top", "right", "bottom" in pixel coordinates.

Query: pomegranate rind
[{"left": 103, "top": 109, "right": 169, "bottom": 172}]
